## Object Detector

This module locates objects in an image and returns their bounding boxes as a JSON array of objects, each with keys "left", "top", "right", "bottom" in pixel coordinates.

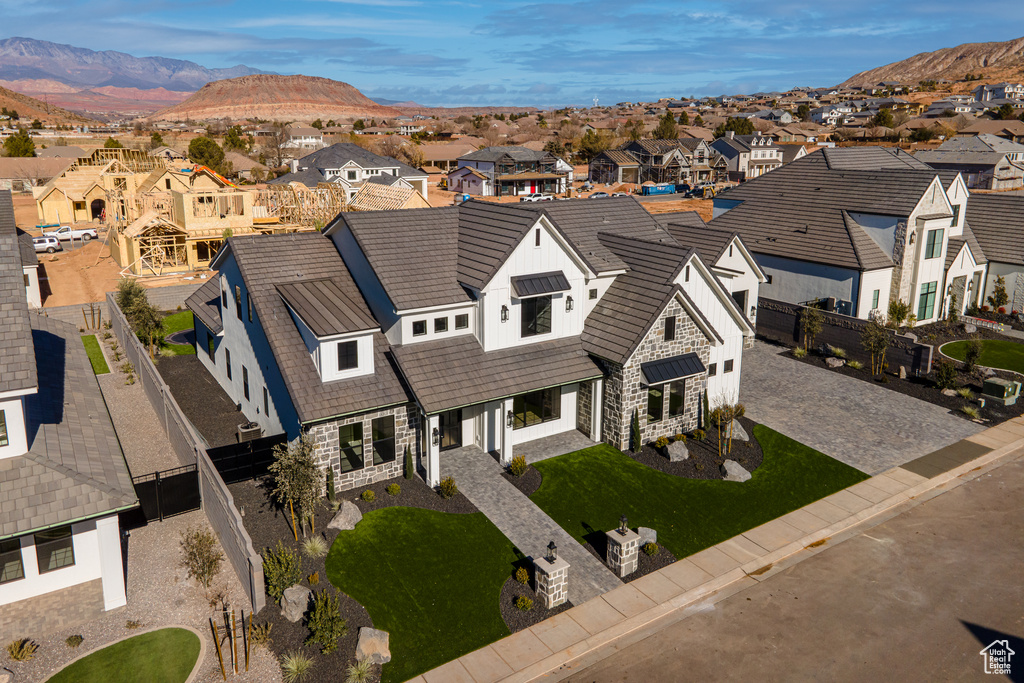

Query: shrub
[
  {"left": 346, "top": 659, "right": 374, "bottom": 683},
  {"left": 692, "top": 429, "right": 706, "bottom": 442},
  {"left": 6, "top": 639, "right": 37, "bottom": 661},
  {"left": 642, "top": 542, "right": 659, "bottom": 556},
  {"left": 120, "top": 361, "right": 134, "bottom": 375},
  {"left": 831, "top": 347, "right": 847, "bottom": 358},
  {"left": 305, "top": 589, "right": 348, "bottom": 654},
  {"left": 302, "top": 535, "right": 328, "bottom": 559},
  {"left": 386, "top": 483, "right": 401, "bottom": 496},
  {"left": 308, "top": 571, "right": 320, "bottom": 585},
  {"left": 102, "top": 331, "right": 112, "bottom": 340},
  {"left": 793, "top": 347, "right": 808, "bottom": 358},
  {"left": 404, "top": 445, "right": 414, "bottom": 480},
  {"left": 125, "top": 620, "right": 142, "bottom": 630},
  {"left": 964, "top": 338, "right": 982, "bottom": 372},
  {"left": 250, "top": 622, "right": 273, "bottom": 648},
  {"left": 515, "top": 595, "right": 534, "bottom": 611},
  {"left": 508, "top": 454, "right": 528, "bottom": 476},
  {"left": 673, "top": 433, "right": 686, "bottom": 443},
  {"left": 65, "top": 634, "right": 84, "bottom": 648},
  {"left": 180, "top": 526, "right": 224, "bottom": 589},
  {"left": 326, "top": 468, "right": 335, "bottom": 502},
  {"left": 630, "top": 408, "right": 641, "bottom": 452},
  {"left": 981, "top": 304, "right": 990, "bottom": 312},
  {"left": 438, "top": 476, "right": 458, "bottom": 499},
  {"left": 263, "top": 540, "right": 303, "bottom": 602},
  {"left": 654, "top": 436, "right": 670, "bottom": 449},
  {"left": 962, "top": 405, "right": 981, "bottom": 420},
  {"left": 360, "top": 489, "right": 376, "bottom": 502},
  {"left": 847, "top": 360, "right": 864, "bottom": 370},
  {"left": 956, "top": 387, "right": 974, "bottom": 399},
  {"left": 515, "top": 566, "right": 530, "bottom": 585},
  {"left": 933, "top": 360, "right": 958, "bottom": 390},
  {"left": 280, "top": 650, "right": 313, "bottom": 683},
  {"left": 159, "top": 346, "right": 175, "bottom": 358},
  {"left": 998, "top": 307, "right": 1007, "bottom": 315}
]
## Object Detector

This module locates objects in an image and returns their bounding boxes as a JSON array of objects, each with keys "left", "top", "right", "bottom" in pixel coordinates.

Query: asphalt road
[{"left": 568, "top": 454, "right": 1024, "bottom": 683}]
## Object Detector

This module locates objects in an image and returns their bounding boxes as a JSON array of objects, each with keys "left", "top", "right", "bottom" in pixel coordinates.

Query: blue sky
[{"left": 3, "top": 0, "right": 1024, "bottom": 106}]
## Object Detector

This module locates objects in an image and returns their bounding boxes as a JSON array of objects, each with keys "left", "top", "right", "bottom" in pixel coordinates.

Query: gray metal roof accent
[
  {"left": 1, "top": 316, "right": 137, "bottom": 539},
  {"left": 965, "top": 194, "right": 1024, "bottom": 265},
  {"left": 17, "top": 229, "right": 36, "bottom": 268},
  {"left": 277, "top": 278, "right": 378, "bottom": 337},
  {"left": 185, "top": 277, "right": 223, "bottom": 335},
  {"left": 641, "top": 352, "right": 706, "bottom": 385},
  {"left": 390, "top": 335, "right": 601, "bottom": 414},
  {"left": 0, "top": 189, "right": 37, "bottom": 394},
  {"left": 511, "top": 271, "right": 570, "bottom": 298}
]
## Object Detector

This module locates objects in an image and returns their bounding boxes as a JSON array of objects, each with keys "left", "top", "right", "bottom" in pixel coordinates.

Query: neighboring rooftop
[
  {"left": 965, "top": 194, "right": 1024, "bottom": 265},
  {"left": 0, "top": 190, "right": 37, "bottom": 394}
]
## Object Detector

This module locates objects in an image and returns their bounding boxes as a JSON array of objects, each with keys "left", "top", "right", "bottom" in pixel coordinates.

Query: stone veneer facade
[
  {"left": 601, "top": 298, "right": 710, "bottom": 451},
  {"left": 307, "top": 404, "right": 420, "bottom": 492},
  {"left": 576, "top": 380, "right": 594, "bottom": 438},
  {"left": 3, "top": 578, "right": 110, "bottom": 636}
]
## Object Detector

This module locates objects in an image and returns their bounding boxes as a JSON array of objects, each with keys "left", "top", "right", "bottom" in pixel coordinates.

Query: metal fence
[{"left": 107, "top": 291, "right": 266, "bottom": 614}]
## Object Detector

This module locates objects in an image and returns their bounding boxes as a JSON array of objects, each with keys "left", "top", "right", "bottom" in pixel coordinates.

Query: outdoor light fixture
[
  {"left": 506, "top": 410, "right": 514, "bottom": 428},
  {"left": 547, "top": 540, "right": 558, "bottom": 563},
  {"left": 432, "top": 427, "right": 439, "bottom": 446},
  {"left": 618, "top": 514, "right": 628, "bottom": 535},
  {"left": 909, "top": 232, "right": 916, "bottom": 245},
  {"left": 501, "top": 304, "right": 509, "bottom": 322},
  {"left": 566, "top": 295, "right": 574, "bottom": 312},
  {"left": 947, "top": 284, "right": 954, "bottom": 296},
  {"left": 750, "top": 305, "right": 757, "bottom": 318}
]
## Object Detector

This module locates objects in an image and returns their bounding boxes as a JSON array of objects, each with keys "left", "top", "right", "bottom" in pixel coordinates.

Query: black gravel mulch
[
  {"left": 626, "top": 415, "right": 764, "bottom": 481},
  {"left": 499, "top": 574, "right": 573, "bottom": 633},
  {"left": 156, "top": 354, "right": 246, "bottom": 447},
  {"left": 347, "top": 475, "right": 478, "bottom": 515},
  {"left": 500, "top": 465, "right": 543, "bottom": 497},
  {"left": 579, "top": 536, "right": 677, "bottom": 584}
]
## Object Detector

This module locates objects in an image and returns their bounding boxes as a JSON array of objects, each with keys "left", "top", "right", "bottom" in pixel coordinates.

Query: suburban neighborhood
[{"left": 1, "top": 12, "right": 1024, "bottom": 683}]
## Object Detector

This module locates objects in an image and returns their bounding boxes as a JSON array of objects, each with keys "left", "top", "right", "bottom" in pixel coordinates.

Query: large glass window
[
  {"left": 372, "top": 416, "right": 396, "bottom": 465},
  {"left": 512, "top": 387, "right": 561, "bottom": 429},
  {"left": 668, "top": 380, "right": 686, "bottom": 417},
  {"left": 0, "top": 539, "right": 23, "bottom": 583},
  {"left": 35, "top": 526, "right": 74, "bottom": 573},
  {"left": 339, "top": 423, "right": 364, "bottom": 473},
  {"left": 521, "top": 296, "right": 552, "bottom": 337},
  {"left": 337, "top": 341, "right": 358, "bottom": 371},
  {"left": 918, "top": 282, "right": 938, "bottom": 320},
  {"left": 0, "top": 410, "right": 7, "bottom": 447},
  {"left": 647, "top": 385, "right": 664, "bottom": 423},
  {"left": 924, "top": 229, "right": 944, "bottom": 259}
]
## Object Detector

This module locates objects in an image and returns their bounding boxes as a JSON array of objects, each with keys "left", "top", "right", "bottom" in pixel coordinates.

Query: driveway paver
[{"left": 740, "top": 341, "right": 983, "bottom": 473}]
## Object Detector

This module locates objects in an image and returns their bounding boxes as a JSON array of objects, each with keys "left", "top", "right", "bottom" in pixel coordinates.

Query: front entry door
[{"left": 438, "top": 409, "right": 462, "bottom": 451}]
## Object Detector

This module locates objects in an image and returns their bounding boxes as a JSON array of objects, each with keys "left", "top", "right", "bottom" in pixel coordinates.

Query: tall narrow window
[
  {"left": 535, "top": 228, "right": 541, "bottom": 247},
  {"left": 207, "top": 332, "right": 215, "bottom": 360},
  {"left": 337, "top": 341, "right": 358, "bottom": 370},
  {"left": 221, "top": 287, "right": 227, "bottom": 308},
  {"left": 918, "top": 282, "right": 938, "bottom": 320},
  {"left": 263, "top": 387, "right": 269, "bottom": 415},
  {"left": 872, "top": 289, "right": 880, "bottom": 309},
  {"left": 226, "top": 348, "right": 232, "bottom": 380},
  {"left": 668, "top": 380, "right": 686, "bottom": 417},
  {"left": 35, "top": 527, "right": 74, "bottom": 573},
  {"left": 664, "top": 316, "right": 676, "bottom": 341},
  {"left": 235, "top": 285, "right": 243, "bottom": 319},
  {"left": 372, "top": 416, "right": 396, "bottom": 465},
  {"left": 521, "top": 295, "right": 552, "bottom": 337},
  {"left": 952, "top": 204, "right": 961, "bottom": 225},
  {"left": 924, "top": 229, "right": 944, "bottom": 259},
  {"left": 339, "top": 422, "right": 364, "bottom": 472},
  {"left": 647, "top": 385, "right": 664, "bottom": 423},
  {"left": 242, "top": 366, "right": 250, "bottom": 400},
  {"left": 0, "top": 539, "right": 23, "bottom": 583},
  {"left": 685, "top": 265, "right": 690, "bottom": 282},
  {"left": 0, "top": 410, "right": 7, "bottom": 447},
  {"left": 247, "top": 294, "right": 253, "bottom": 322},
  {"left": 708, "top": 363, "right": 717, "bottom": 377}
]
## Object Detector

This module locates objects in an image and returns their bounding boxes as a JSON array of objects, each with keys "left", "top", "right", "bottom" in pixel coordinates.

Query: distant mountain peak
[{"left": 840, "top": 35, "right": 1024, "bottom": 87}]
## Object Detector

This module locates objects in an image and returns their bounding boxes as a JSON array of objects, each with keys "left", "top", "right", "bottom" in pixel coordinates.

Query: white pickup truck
[{"left": 42, "top": 225, "right": 99, "bottom": 242}]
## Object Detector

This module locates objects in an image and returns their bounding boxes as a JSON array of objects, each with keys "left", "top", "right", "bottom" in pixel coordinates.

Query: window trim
[
  {"left": 708, "top": 363, "right": 717, "bottom": 377},
  {"left": 647, "top": 385, "right": 664, "bottom": 423},
  {"left": 664, "top": 316, "right": 676, "bottom": 341},
  {"left": 337, "top": 340, "right": 358, "bottom": 371},
  {"left": 338, "top": 422, "right": 364, "bottom": 473},
  {"left": 263, "top": 386, "right": 269, "bottom": 415},
  {"left": 225, "top": 348, "right": 232, "bottom": 380},
  {"left": 520, "top": 295, "right": 552, "bottom": 338},
  {"left": 412, "top": 320, "right": 427, "bottom": 337},
  {"left": 589, "top": 288, "right": 598, "bottom": 300},
  {"left": 724, "top": 359, "right": 734, "bottom": 373},
  {"left": 371, "top": 415, "right": 397, "bottom": 466},
  {"left": 511, "top": 387, "right": 561, "bottom": 429},
  {"left": 924, "top": 229, "right": 944, "bottom": 260},
  {"left": 242, "top": 366, "right": 250, "bottom": 401},
  {"left": 35, "top": 526, "right": 75, "bottom": 574},
  {"left": 454, "top": 314, "right": 469, "bottom": 330},
  {"left": 234, "top": 285, "right": 243, "bottom": 319},
  {"left": 0, "top": 538, "right": 23, "bottom": 584},
  {"left": 668, "top": 380, "right": 686, "bottom": 417},
  {"left": 434, "top": 317, "right": 448, "bottom": 333},
  {"left": 0, "top": 409, "right": 7, "bottom": 447},
  {"left": 918, "top": 281, "right": 938, "bottom": 320},
  {"left": 872, "top": 289, "right": 880, "bottom": 309}
]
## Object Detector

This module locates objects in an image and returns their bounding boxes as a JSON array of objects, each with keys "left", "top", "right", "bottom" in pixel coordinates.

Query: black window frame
[
  {"left": 664, "top": 316, "right": 676, "bottom": 341},
  {"left": 263, "top": 386, "right": 269, "bottom": 415},
  {"left": 247, "top": 294, "right": 253, "bottom": 323},
  {"left": 226, "top": 348, "right": 232, "bottom": 380},
  {"left": 0, "top": 538, "right": 24, "bottom": 584},
  {"left": 647, "top": 385, "right": 664, "bottom": 423},
  {"left": 371, "top": 415, "right": 396, "bottom": 466},
  {"left": 708, "top": 363, "right": 717, "bottom": 377},
  {"left": 206, "top": 331, "right": 215, "bottom": 360},
  {"left": 434, "top": 317, "right": 448, "bottom": 333},
  {"left": 511, "top": 387, "right": 561, "bottom": 429},
  {"left": 520, "top": 295, "right": 552, "bottom": 338},
  {"left": 589, "top": 288, "right": 598, "bottom": 300},
  {"left": 455, "top": 314, "right": 469, "bottom": 330},
  {"left": 337, "top": 340, "right": 358, "bottom": 371},
  {"left": 668, "top": 379, "right": 686, "bottom": 417},
  {"left": 412, "top": 320, "right": 427, "bottom": 337},
  {"left": 221, "top": 287, "right": 227, "bottom": 308},
  {"left": 242, "top": 366, "right": 250, "bottom": 400},
  {"left": 338, "top": 422, "right": 364, "bottom": 473},
  {"left": 724, "top": 359, "right": 734, "bottom": 373},
  {"left": 0, "top": 409, "right": 7, "bottom": 447},
  {"left": 234, "top": 285, "right": 243, "bottom": 319},
  {"left": 35, "top": 526, "right": 75, "bottom": 574}
]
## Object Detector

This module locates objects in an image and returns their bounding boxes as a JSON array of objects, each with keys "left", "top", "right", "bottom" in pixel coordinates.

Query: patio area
[{"left": 513, "top": 429, "right": 596, "bottom": 464}]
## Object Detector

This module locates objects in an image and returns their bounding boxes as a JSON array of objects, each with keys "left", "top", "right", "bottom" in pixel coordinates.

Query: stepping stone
[
  {"left": 356, "top": 627, "right": 391, "bottom": 664},
  {"left": 721, "top": 460, "right": 751, "bottom": 482},
  {"left": 730, "top": 420, "right": 749, "bottom": 442},
  {"left": 327, "top": 501, "right": 362, "bottom": 531},
  {"left": 666, "top": 440, "right": 689, "bottom": 461},
  {"left": 281, "top": 584, "right": 311, "bottom": 622}
]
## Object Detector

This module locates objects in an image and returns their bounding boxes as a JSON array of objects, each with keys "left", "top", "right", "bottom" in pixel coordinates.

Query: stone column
[
  {"left": 534, "top": 555, "right": 569, "bottom": 609},
  {"left": 606, "top": 528, "right": 640, "bottom": 578}
]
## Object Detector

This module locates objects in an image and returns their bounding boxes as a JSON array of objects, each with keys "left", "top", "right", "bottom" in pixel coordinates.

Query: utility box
[{"left": 981, "top": 377, "right": 1021, "bottom": 406}]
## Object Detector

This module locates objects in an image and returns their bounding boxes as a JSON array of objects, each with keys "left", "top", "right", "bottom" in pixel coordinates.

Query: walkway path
[
  {"left": 740, "top": 341, "right": 983, "bottom": 474},
  {"left": 443, "top": 446, "right": 622, "bottom": 605}
]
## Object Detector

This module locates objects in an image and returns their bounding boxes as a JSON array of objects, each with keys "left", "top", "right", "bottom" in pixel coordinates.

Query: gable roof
[
  {"left": 655, "top": 211, "right": 737, "bottom": 264},
  {"left": 348, "top": 181, "right": 429, "bottom": 212},
  {"left": 459, "top": 146, "right": 550, "bottom": 163},
  {"left": 185, "top": 277, "right": 223, "bottom": 335},
  {"left": 965, "top": 194, "right": 1024, "bottom": 265},
  {"left": 285, "top": 143, "right": 424, "bottom": 179},
  {"left": 0, "top": 190, "right": 37, "bottom": 395}
]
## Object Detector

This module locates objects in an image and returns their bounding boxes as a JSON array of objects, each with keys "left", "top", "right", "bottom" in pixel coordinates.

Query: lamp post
[
  {"left": 546, "top": 540, "right": 557, "bottom": 563},
  {"left": 618, "top": 514, "right": 628, "bottom": 535}
]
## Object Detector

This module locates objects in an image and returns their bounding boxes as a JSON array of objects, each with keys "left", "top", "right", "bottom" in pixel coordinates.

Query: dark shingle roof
[
  {"left": 1, "top": 317, "right": 137, "bottom": 539},
  {"left": 915, "top": 150, "right": 1007, "bottom": 168},
  {"left": 277, "top": 278, "right": 378, "bottom": 337},
  {"left": 656, "top": 211, "right": 738, "bottom": 265},
  {"left": 820, "top": 146, "right": 932, "bottom": 170},
  {"left": 390, "top": 335, "right": 601, "bottom": 414},
  {"left": 965, "top": 194, "right": 1024, "bottom": 265},
  {"left": 459, "top": 146, "right": 549, "bottom": 163},
  {"left": 224, "top": 232, "right": 410, "bottom": 423},
  {"left": 297, "top": 143, "right": 424, "bottom": 178},
  {"left": 17, "top": 229, "right": 36, "bottom": 268},
  {"left": 457, "top": 201, "right": 548, "bottom": 289},
  {"left": 185, "top": 277, "right": 223, "bottom": 335},
  {"left": 268, "top": 166, "right": 326, "bottom": 187},
  {"left": 0, "top": 190, "right": 37, "bottom": 394}
]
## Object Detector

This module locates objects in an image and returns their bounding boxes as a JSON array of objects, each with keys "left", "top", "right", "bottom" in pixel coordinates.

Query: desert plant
[
  {"left": 800, "top": 305, "right": 824, "bottom": 350},
  {"left": 280, "top": 650, "right": 313, "bottom": 683},
  {"left": 159, "top": 346, "right": 175, "bottom": 358},
  {"left": 860, "top": 321, "right": 890, "bottom": 375},
  {"left": 963, "top": 338, "right": 982, "bottom": 372},
  {"left": 250, "top": 621, "right": 273, "bottom": 648},
  {"left": 269, "top": 433, "right": 323, "bottom": 540},
  {"left": 102, "top": 331, "right": 112, "bottom": 340},
  {"left": 438, "top": 476, "right": 458, "bottom": 499},
  {"left": 386, "top": 483, "right": 401, "bottom": 496},
  {"left": 654, "top": 436, "right": 670, "bottom": 449},
  {"left": 642, "top": 542, "right": 659, "bottom": 556},
  {"left": 988, "top": 275, "right": 1009, "bottom": 310},
  {"left": 508, "top": 454, "right": 528, "bottom": 476},
  {"left": 403, "top": 445, "right": 414, "bottom": 480},
  {"left": 727, "top": 403, "right": 746, "bottom": 454},
  {"left": 305, "top": 589, "right": 348, "bottom": 654},
  {"left": 180, "top": 526, "right": 224, "bottom": 589},
  {"left": 515, "top": 595, "right": 534, "bottom": 611},
  {"left": 793, "top": 347, "right": 808, "bottom": 358},
  {"left": 831, "top": 347, "right": 847, "bottom": 358},
  {"left": 65, "top": 634, "right": 84, "bottom": 648},
  {"left": 120, "top": 361, "right": 134, "bottom": 375},
  {"left": 263, "top": 540, "right": 303, "bottom": 602},
  {"left": 302, "top": 535, "right": 328, "bottom": 559},
  {"left": 360, "top": 489, "right": 376, "bottom": 502},
  {"left": 6, "top": 639, "right": 37, "bottom": 661},
  {"left": 956, "top": 387, "right": 974, "bottom": 399},
  {"left": 125, "top": 620, "right": 142, "bottom": 630},
  {"left": 630, "top": 408, "right": 641, "bottom": 452},
  {"left": 934, "top": 360, "right": 958, "bottom": 390},
  {"left": 847, "top": 359, "right": 864, "bottom": 370},
  {"left": 346, "top": 659, "right": 374, "bottom": 683},
  {"left": 308, "top": 571, "right": 320, "bottom": 585},
  {"left": 887, "top": 298, "right": 912, "bottom": 329},
  {"left": 515, "top": 566, "right": 530, "bottom": 585},
  {"left": 962, "top": 405, "right": 982, "bottom": 420}
]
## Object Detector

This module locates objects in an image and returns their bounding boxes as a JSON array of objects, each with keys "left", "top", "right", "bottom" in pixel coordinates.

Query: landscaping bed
[
  {"left": 45, "top": 627, "right": 200, "bottom": 683},
  {"left": 579, "top": 536, "right": 677, "bottom": 584},
  {"left": 629, "top": 415, "right": 763, "bottom": 481},
  {"left": 498, "top": 571, "right": 573, "bottom": 633},
  {"left": 969, "top": 309, "right": 1024, "bottom": 332},
  {"left": 81, "top": 334, "right": 110, "bottom": 374},
  {"left": 349, "top": 474, "right": 477, "bottom": 515},
  {"left": 501, "top": 462, "right": 543, "bottom": 496},
  {"left": 157, "top": 354, "right": 246, "bottom": 447}
]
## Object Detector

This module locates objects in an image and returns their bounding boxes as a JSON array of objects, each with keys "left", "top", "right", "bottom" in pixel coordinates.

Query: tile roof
[
  {"left": 965, "top": 194, "right": 1024, "bottom": 265},
  {"left": 224, "top": 232, "right": 410, "bottom": 423},
  {"left": 0, "top": 190, "right": 37, "bottom": 394},
  {"left": 390, "top": 335, "right": 601, "bottom": 414},
  {"left": 17, "top": 229, "right": 36, "bottom": 268},
  {"left": 915, "top": 150, "right": 1009, "bottom": 168},
  {"left": 277, "top": 278, "right": 378, "bottom": 337},
  {"left": 459, "top": 146, "right": 550, "bottom": 162},
  {"left": 1, "top": 317, "right": 137, "bottom": 539},
  {"left": 185, "top": 277, "right": 223, "bottom": 335},
  {"left": 273, "top": 143, "right": 425, "bottom": 187},
  {"left": 457, "top": 201, "right": 544, "bottom": 290},
  {"left": 657, "top": 212, "right": 738, "bottom": 264},
  {"left": 938, "top": 133, "right": 1024, "bottom": 154}
]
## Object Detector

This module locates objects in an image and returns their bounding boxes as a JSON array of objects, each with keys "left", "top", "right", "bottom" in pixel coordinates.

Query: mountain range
[{"left": 840, "top": 35, "right": 1024, "bottom": 87}]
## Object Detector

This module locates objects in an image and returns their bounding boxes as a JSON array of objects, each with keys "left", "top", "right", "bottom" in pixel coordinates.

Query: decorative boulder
[
  {"left": 941, "top": 388, "right": 957, "bottom": 397},
  {"left": 356, "top": 627, "right": 392, "bottom": 665},
  {"left": 898, "top": 366, "right": 907, "bottom": 380},
  {"left": 983, "top": 368, "right": 997, "bottom": 377},
  {"left": 826, "top": 357, "right": 845, "bottom": 369},
  {"left": 666, "top": 440, "right": 689, "bottom": 462},
  {"left": 904, "top": 333, "right": 917, "bottom": 342},
  {"left": 281, "top": 584, "right": 311, "bottom": 622},
  {"left": 638, "top": 527, "right": 657, "bottom": 546},
  {"left": 327, "top": 501, "right": 362, "bottom": 532},
  {"left": 964, "top": 324, "right": 977, "bottom": 333},
  {"left": 721, "top": 460, "right": 751, "bottom": 483},
  {"left": 730, "top": 420, "right": 749, "bottom": 442}
]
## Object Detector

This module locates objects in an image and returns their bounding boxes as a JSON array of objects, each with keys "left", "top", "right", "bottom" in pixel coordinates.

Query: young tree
[
  {"left": 269, "top": 433, "right": 323, "bottom": 540},
  {"left": 860, "top": 321, "right": 890, "bottom": 375},
  {"left": 963, "top": 337, "right": 982, "bottom": 372},
  {"left": 694, "top": 115, "right": 704, "bottom": 127},
  {"left": 988, "top": 275, "right": 1009, "bottom": 310},
  {"left": 150, "top": 131, "right": 165, "bottom": 149},
  {"left": 576, "top": 129, "right": 612, "bottom": 163},
  {"left": 3, "top": 129, "right": 35, "bottom": 157},
  {"left": 887, "top": 298, "right": 911, "bottom": 329},
  {"left": 796, "top": 104, "right": 811, "bottom": 121},
  {"left": 103, "top": 136, "right": 123, "bottom": 148},
  {"left": 630, "top": 409, "right": 641, "bottom": 453},
  {"left": 188, "top": 136, "right": 225, "bottom": 172},
  {"left": 625, "top": 119, "right": 645, "bottom": 142},
  {"left": 870, "top": 108, "right": 894, "bottom": 128},
  {"left": 310, "top": 118, "right": 323, "bottom": 130},
  {"left": 714, "top": 117, "right": 755, "bottom": 138},
  {"left": 800, "top": 305, "right": 824, "bottom": 351},
  {"left": 223, "top": 125, "right": 247, "bottom": 151},
  {"left": 726, "top": 403, "right": 745, "bottom": 455},
  {"left": 352, "top": 119, "right": 365, "bottom": 131},
  {"left": 116, "top": 279, "right": 162, "bottom": 358},
  {"left": 653, "top": 111, "right": 678, "bottom": 139}
]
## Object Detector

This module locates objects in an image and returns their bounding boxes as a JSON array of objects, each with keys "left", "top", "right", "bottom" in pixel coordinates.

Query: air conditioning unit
[{"left": 238, "top": 422, "right": 262, "bottom": 442}]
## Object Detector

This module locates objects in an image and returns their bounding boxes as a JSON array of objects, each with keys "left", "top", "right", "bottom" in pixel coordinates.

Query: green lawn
[
  {"left": 160, "top": 310, "right": 195, "bottom": 356},
  {"left": 942, "top": 339, "right": 1024, "bottom": 374},
  {"left": 46, "top": 628, "right": 200, "bottom": 683},
  {"left": 530, "top": 425, "right": 869, "bottom": 560},
  {"left": 81, "top": 335, "right": 110, "bottom": 374},
  {"left": 325, "top": 507, "right": 518, "bottom": 683}
]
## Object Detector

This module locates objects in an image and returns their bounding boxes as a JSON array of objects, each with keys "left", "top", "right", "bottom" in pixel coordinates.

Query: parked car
[
  {"left": 588, "top": 192, "right": 610, "bottom": 199},
  {"left": 42, "top": 225, "right": 98, "bottom": 242},
  {"left": 32, "top": 236, "right": 63, "bottom": 254},
  {"left": 519, "top": 193, "right": 554, "bottom": 202},
  {"left": 611, "top": 192, "right": 631, "bottom": 197}
]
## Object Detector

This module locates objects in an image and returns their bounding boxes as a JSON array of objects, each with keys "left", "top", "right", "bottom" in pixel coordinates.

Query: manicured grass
[
  {"left": 942, "top": 339, "right": 1024, "bottom": 374},
  {"left": 160, "top": 310, "right": 195, "bottom": 356},
  {"left": 531, "top": 425, "right": 870, "bottom": 560},
  {"left": 325, "top": 507, "right": 517, "bottom": 683},
  {"left": 81, "top": 335, "right": 110, "bottom": 374},
  {"left": 45, "top": 628, "right": 200, "bottom": 683}
]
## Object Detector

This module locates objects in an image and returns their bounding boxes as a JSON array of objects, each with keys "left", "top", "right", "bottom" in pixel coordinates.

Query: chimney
[{"left": 726, "top": 131, "right": 735, "bottom": 139}]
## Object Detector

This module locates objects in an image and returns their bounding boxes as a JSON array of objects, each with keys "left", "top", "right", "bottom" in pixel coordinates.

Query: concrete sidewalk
[{"left": 413, "top": 416, "right": 1024, "bottom": 683}]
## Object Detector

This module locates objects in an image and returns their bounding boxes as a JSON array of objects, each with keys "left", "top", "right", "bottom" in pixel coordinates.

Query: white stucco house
[
  {"left": 187, "top": 198, "right": 758, "bottom": 493},
  {"left": 710, "top": 132, "right": 784, "bottom": 181},
  {"left": 272, "top": 143, "right": 429, "bottom": 202}
]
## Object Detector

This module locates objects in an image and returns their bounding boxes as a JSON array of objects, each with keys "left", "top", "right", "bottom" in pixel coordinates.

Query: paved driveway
[{"left": 740, "top": 341, "right": 983, "bottom": 474}]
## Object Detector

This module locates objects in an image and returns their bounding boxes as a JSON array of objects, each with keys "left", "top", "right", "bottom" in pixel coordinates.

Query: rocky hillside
[
  {"left": 840, "top": 36, "right": 1024, "bottom": 87},
  {"left": 0, "top": 85, "right": 93, "bottom": 124},
  {"left": 149, "top": 74, "right": 401, "bottom": 122}
]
